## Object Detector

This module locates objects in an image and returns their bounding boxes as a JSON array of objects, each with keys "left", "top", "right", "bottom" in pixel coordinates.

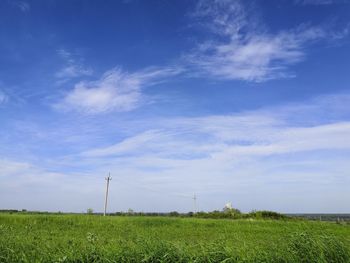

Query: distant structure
[
  {"left": 104, "top": 173, "right": 112, "bottom": 216},
  {"left": 224, "top": 202, "right": 233, "bottom": 210},
  {"left": 193, "top": 193, "right": 197, "bottom": 213}
]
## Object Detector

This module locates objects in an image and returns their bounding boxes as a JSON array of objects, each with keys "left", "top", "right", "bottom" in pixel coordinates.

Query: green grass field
[{"left": 1, "top": 213, "right": 350, "bottom": 262}]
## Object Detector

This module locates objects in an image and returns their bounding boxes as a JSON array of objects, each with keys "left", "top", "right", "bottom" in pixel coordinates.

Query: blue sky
[{"left": 0, "top": 0, "right": 350, "bottom": 213}]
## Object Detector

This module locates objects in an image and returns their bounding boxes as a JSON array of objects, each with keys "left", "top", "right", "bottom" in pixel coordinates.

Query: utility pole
[
  {"left": 193, "top": 193, "right": 197, "bottom": 214},
  {"left": 104, "top": 173, "right": 112, "bottom": 216}
]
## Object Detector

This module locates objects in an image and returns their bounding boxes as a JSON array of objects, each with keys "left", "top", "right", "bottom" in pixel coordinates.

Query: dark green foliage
[
  {"left": 0, "top": 214, "right": 349, "bottom": 262},
  {"left": 169, "top": 211, "right": 180, "bottom": 217},
  {"left": 0, "top": 209, "right": 290, "bottom": 221},
  {"left": 247, "top": 210, "right": 287, "bottom": 220}
]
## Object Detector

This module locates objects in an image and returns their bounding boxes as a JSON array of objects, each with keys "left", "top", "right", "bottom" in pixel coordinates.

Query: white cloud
[
  {"left": 2, "top": 92, "right": 350, "bottom": 212},
  {"left": 56, "top": 66, "right": 181, "bottom": 114},
  {"left": 0, "top": 159, "right": 31, "bottom": 175},
  {"left": 75, "top": 116, "right": 350, "bottom": 212},
  {"left": 295, "top": 0, "right": 348, "bottom": 5},
  {"left": 56, "top": 65, "right": 93, "bottom": 80},
  {"left": 0, "top": 90, "right": 8, "bottom": 105},
  {"left": 80, "top": 91, "right": 350, "bottom": 161},
  {"left": 193, "top": 0, "right": 247, "bottom": 36},
  {"left": 188, "top": 0, "right": 345, "bottom": 82},
  {"left": 0, "top": 159, "right": 106, "bottom": 212},
  {"left": 82, "top": 117, "right": 350, "bottom": 161},
  {"left": 55, "top": 49, "right": 93, "bottom": 82},
  {"left": 77, "top": 94, "right": 350, "bottom": 213},
  {"left": 82, "top": 130, "right": 165, "bottom": 157},
  {"left": 12, "top": 1, "right": 30, "bottom": 12}
]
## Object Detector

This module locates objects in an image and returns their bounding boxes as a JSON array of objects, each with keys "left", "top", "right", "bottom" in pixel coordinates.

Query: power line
[{"left": 102, "top": 175, "right": 202, "bottom": 212}]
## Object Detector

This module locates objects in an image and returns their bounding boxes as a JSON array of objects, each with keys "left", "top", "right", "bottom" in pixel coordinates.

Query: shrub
[
  {"left": 169, "top": 211, "right": 180, "bottom": 217},
  {"left": 248, "top": 210, "right": 287, "bottom": 220}
]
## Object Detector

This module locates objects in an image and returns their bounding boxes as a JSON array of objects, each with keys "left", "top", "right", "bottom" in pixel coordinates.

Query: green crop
[{"left": 0, "top": 213, "right": 349, "bottom": 262}]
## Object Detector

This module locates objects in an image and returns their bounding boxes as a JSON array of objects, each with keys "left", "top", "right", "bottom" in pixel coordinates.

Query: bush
[
  {"left": 248, "top": 210, "right": 287, "bottom": 220},
  {"left": 169, "top": 211, "right": 180, "bottom": 217}
]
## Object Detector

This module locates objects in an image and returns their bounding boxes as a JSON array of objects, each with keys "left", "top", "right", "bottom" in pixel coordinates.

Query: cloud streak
[
  {"left": 12, "top": 1, "right": 30, "bottom": 12},
  {"left": 56, "top": 66, "right": 182, "bottom": 114},
  {"left": 295, "top": 0, "right": 348, "bottom": 5},
  {"left": 0, "top": 90, "right": 8, "bottom": 105},
  {"left": 82, "top": 117, "right": 350, "bottom": 161},
  {"left": 2, "top": 92, "right": 350, "bottom": 212},
  {"left": 187, "top": 0, "right": 346, "bottom": 81},
  {"left": 55, "top": 49, "right": 93, "bottom": 82}
]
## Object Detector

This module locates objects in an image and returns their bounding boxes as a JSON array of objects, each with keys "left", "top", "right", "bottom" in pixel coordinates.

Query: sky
[{"left": 0, "top": 0, "right": 350, "bottom": 213}]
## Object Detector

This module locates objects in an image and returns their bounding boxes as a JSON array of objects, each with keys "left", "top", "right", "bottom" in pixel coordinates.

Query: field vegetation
[{"left": 0, "top": 212, "right": 350, "bottom": 262}]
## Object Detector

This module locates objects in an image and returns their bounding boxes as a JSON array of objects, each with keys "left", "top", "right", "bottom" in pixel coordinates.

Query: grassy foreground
[{"left": 0, "top": 213, "right": 350, "bottom": 262}]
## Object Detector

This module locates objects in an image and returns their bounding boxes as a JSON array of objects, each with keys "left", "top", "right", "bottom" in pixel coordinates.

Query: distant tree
[
  {"left": 87, "top": 208, "right": 94, "bottom": 214},
  {"left": 187, "top": 212, "right": 194, "bottom": 217},
  {"left": 222, "top": 204, "right": 241, "bottom": 218},
  {"left": 248, "top": 210, "right": 286, "bottom": 220},
  {"left": 169, "top": 211, "right": 179, "bottom": 217}
]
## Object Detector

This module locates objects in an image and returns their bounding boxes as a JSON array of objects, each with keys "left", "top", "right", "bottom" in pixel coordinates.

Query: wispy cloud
[
  {"left": 12, "top": 1, "right": 30, "bottom": 12},
  {"left": 55, "top": 49, "right": 93, "bottom": 83},
  {"left": 295, "top": 0, "right": 348, "bottom": 5},
  {"left": 187, "top": 0, "right": 346, "bottom": 82},
  {"left": 0, "top": 90, "right": 8, "bottom": 105},
  {"left": 2, "top": 92, "right": 350, "bottom": 212},
  {"left": 79, "top": 91, "right": 350, "bottom": 161},
  {"left": 82, "top": 130, "right": 166, "bottom": 157},
  {"left": 55, "top": 66, "right": 182, "bottom": 114},
  {"left": 56, "top": 65, "right": 92, "bottom": 80},
  {"left": 82, "top": 116, "right": 350, "bottom": 161},
  {"left": 0, "top": 158, "right": 104, "bottom": 212},
  {"left": 72, "top": 92, "right": 350, "bottom": 212}
]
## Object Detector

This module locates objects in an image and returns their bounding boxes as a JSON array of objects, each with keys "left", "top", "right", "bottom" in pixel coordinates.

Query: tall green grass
[{"left": 0, "top": 213, "right": 349, "bottom": 262}]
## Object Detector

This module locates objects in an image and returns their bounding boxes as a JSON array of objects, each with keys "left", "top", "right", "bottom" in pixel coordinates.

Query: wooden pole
[
  {"left": 104, "top": 173, "right": 112, "bottom": 216},
  {"left": 193, "top": 193, "right": 197, "bottom": 213}
]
